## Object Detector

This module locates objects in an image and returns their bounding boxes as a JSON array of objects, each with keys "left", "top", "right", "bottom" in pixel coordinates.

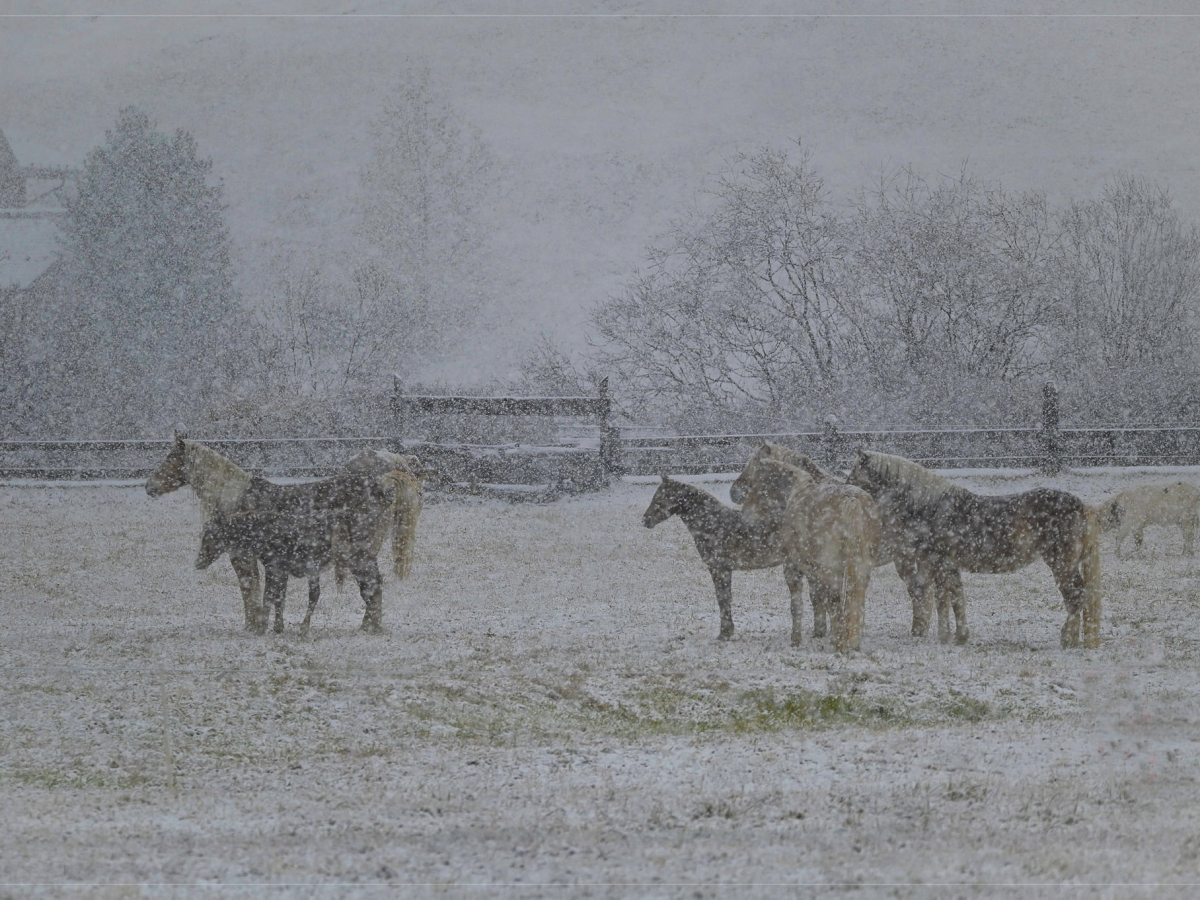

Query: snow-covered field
[{"left": 3, "top": 470, "right": 1200, "bottom": 896}]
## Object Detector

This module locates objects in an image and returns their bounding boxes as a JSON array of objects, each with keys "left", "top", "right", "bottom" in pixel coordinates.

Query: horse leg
[
  {"left": 710, "top": 567, "right": 734, "bottom": 640},
  {"left": 356, "top": 556, "right": 384, "bottom": 634},
  {"left": 262, "top": 569, "right": 286, "bottom": 635},
  {"left": 925, "top": 559, "right": 956, "bottom": 644},
  {"left": 1049, "top": 559, "right": 1085, "bottom": 649},
  {"left": 941, "top": 567, "right": 969, "bottom": 645},
  {"left": 1134, "top": 526, "right": 1145, "bottom": 556},
  {"left": 896, "top": 555, "right": 933, "bottom": 638},
  {"left": 230, "top": 553, "right": 264, "bottom": 632},
  {"left": 1184, "top": 517, "right": 1196, "bottom": 557},
  {"left": 784, "top": 564, "right": 812, "bottom": 643},
  {"left": 300, "top": 572, "right": 320, "bottom": 637}
]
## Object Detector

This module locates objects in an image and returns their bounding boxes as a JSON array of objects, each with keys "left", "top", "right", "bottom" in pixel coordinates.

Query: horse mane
[
  {"left": 859, "top": 450, "right": 960, "bottom": 506},
  {"left": 761, "top": 443, "right": 835, "bottom": 483},
  {"left": 664, "top": 476, "right": 728, "bottom": 513},
  {"left": 183, "top": 439, "right": 253, "bottom": 520}
]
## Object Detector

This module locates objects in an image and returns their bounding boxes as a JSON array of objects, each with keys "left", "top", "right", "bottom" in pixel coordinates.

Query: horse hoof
[
  {"left": 717, "top": 630, "right": 734, "bottom": 642},
  {"left": 955, "top": 631, "right": 970, "bottom": 646},
  {"left": 360, "top": 621, "right": 383, "bottom": 635},
  {"left": 812, "top": 626, "right": 828, "bottom": 639}
]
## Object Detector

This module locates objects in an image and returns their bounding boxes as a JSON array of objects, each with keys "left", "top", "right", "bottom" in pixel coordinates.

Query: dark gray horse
[{"left": 197, "top": 471, "right": 404, "bottom": 635}]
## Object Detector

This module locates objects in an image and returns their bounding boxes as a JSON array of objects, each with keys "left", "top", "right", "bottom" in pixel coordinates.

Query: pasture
[{"left": 3, "top": 470, "right": 1200, "bottom": 897}]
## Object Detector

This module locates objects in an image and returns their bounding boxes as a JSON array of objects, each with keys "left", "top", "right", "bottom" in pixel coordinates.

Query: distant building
[{"left": 0, "top": 125, "right": 74, "bottom": 290}]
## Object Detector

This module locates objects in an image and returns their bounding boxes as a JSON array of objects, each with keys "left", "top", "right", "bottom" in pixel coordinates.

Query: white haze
[{"left": 5, "top": 2, "right": 1200, "bottom": 382}]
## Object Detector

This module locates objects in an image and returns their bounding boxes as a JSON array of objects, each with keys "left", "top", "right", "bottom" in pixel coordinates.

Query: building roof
[
  {"left": 0, "top": 216, "right": 60, "bottom": 288},
  {"left": 1, "top": 125, "right": 66, "bottom": 288}
]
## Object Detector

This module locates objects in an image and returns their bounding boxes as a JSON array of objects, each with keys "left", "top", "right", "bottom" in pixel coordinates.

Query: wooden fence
[{"left": 3, "top": 386, "right": 1200, "bottom": 485}]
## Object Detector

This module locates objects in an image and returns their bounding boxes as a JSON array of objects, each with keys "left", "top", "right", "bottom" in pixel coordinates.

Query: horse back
[
  {"left": 781, "top": 482, "right": 881, "bottom": 568},
  {"left": 935, "top": 488, "right": 1089, "bottom": 573}
]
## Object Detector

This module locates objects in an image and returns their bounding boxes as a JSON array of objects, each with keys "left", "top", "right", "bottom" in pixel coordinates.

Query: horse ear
[
  {"left": 173, "top": 425, "right": 188, "bottom": 442},
  {"left": 855, "top": 447, "right": 868, "bottom": 460}
]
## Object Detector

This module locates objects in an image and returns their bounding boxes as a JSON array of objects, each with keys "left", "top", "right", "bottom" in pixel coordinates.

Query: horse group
[
  {"left": 146, "top": 433, "right": 426, "bottom": 635},
  {"left": 644, "top": 444, "right": 1104, "bottom": 652},
  {"left": 149, "top": 433, "right": 1196, "bottom": 653}
]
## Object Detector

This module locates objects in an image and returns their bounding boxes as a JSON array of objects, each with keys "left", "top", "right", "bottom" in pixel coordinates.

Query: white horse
[{"left": 1099, "top": 481, "right": 1200, "bottom": 557}]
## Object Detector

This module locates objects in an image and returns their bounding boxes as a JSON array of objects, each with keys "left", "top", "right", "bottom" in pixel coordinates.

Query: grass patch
[{"left": 938, "top": 691, "right": 991, "bottom": 723}]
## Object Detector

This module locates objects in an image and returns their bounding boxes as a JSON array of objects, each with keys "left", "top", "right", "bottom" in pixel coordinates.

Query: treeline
[
  {"left": 532, "top": 142, "right": 1200, "bottom": 432},
  {"left": 4, "top": 109, "right": 1199, "bottom": 439},
  {"left": 1, "top": 71, "right": 490, "bottom": 439}
]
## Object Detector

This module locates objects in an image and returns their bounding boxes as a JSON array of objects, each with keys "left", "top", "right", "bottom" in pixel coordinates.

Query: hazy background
[{"left": 6, "top": 3, "right": 1199, "bottom": 384}]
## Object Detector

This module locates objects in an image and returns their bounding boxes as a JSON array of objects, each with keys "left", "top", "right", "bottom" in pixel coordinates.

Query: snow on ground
[{"left": 3, "top": 470, "right": 1200, "bottom": 896}]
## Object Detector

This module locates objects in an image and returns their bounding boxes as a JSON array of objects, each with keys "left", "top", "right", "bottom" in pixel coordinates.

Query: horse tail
[
  {"left": 832, "top": 548, "right": 872, "bottom": 654},
  {"left": 1081, "top": 504, "right": 1103, "bottom": 649},
  {"left": 832, "top": 495, "right": 877, "bottom": 653},
  {"left": 388, "top": 472, "right": 423, "bottom": 579}
]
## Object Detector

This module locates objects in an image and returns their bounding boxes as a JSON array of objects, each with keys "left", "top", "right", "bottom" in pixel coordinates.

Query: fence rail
[
  {"left": 4, "top": 383, "right": 1199, "bottom": 485},
  {"left": 3, "top": 427, "right": 1200, "bottom": 484}
]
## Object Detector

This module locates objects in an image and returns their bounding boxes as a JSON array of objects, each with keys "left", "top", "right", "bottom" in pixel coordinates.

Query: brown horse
[
  {"left": 146, "top": 436, "right": 423, "bottom": 630},
  {"left": 643, "top": 476, "right": 791, "bottom": 642},
  {"left": 197, "top": 470, "right": 405, "bottom": 634},
  {"left": 846, "top": 449, "right": 1102, "bottom": 649},
  {"left": 643, "top": 473, "right": 879, "bottom": 651}
]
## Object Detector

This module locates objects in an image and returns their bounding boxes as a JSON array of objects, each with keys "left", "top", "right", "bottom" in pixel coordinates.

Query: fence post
[
  {"left": 596, "top": 377, "right": 621, "bottom": 482},
  {"left": 392, "top": 374, "right": 408, "bottom": 454},
  {"left": 1041, "top": 382, "right": 1062, "bottom": 475},
  {"left": 822, "top": 415, "right": 841, "bottom": 469}
]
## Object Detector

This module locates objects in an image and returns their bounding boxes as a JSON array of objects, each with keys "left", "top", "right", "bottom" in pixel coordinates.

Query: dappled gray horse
[{"left": 846, "top": 449, "right": 1102, "bottom": 649}]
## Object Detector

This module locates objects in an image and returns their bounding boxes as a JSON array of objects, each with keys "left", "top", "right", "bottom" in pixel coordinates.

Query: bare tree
[
  {"left": 851, "top": 167, "right": 1059, "bottom": 384},
  {"left": 251, "top": 258, "right": 434, "bottom": 397},
  {"left": 1056, "top": 173, "right": 1200, "bottom": 373},
  {"left": 591, "top": 141, "right": 856, "bottom": 423}
]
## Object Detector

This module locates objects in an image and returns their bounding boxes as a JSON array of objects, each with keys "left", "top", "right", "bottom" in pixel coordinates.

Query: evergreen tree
[{"left": 57, "top": 106, "right": 240, "bottom": 432}]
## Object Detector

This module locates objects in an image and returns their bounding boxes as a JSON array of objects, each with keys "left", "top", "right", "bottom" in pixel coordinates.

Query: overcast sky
[{"left": 4, "top": 3, "right": 1198, "bottom": 380}]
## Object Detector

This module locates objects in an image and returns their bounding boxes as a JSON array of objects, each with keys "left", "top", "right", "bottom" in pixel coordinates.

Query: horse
[
  {"left": 1098, "top": 481, "right": 1200, "bottom": 558},
  {"left": 146, "top": 433, "right": 263, "bottom": 630},
  {"left": 643, "top": 473, "right": 879, "bottom": 651},
  {"left": 729, "top": 442, "right": 837, "bottom": 504},
  {"left": 146, "top": 434, "right": 423, "bottom": 630},
  {"left": 845, "top": 449, "right": 1102, "bottom": 649},
  {"left": 737, "top": 459, "right": 881, "bottom": 651},
  {"left": 196, "top": 470, "right": 409, "bottom": 635},
  {"left": 728, "top": 444, "right": 849, "bottom": 637}
]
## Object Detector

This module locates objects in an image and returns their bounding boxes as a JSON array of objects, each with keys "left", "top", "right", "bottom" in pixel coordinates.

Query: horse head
[
  {"left": 642, "top": 474, "right": 680, "bottom": 528},
  {"left": 730, "top": 444, "right": 771, "bottom": 504},
  {"left": 146, "top": 431, "right": 189, "bottom": 497}
]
